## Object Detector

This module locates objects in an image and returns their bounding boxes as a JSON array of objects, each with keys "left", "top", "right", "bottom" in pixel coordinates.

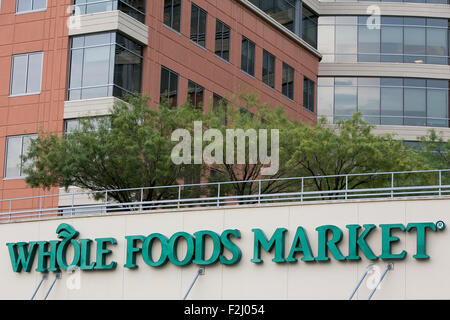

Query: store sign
[{"left": 6, "top": 221, "right": 446, "bottom": 273}]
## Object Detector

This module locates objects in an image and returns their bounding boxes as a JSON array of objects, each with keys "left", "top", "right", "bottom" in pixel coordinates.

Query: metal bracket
[
  {"left": 30, "top": 273, "right": 48, "bottom": 300},
  {"left": 183, "top": 268, "right": 205, "bottom": 300},
  {"left": 368, "top": 263, "right": 394, "bottom": 300},
  {"left": 43, "top": 273, "right": 62, "bottom": 300},
  {"left": 349, "top": 264, "right": 375, "bottom": 300}
]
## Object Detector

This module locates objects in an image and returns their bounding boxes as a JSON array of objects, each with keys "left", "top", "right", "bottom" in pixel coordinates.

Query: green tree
[
  {"left": 419, "top": 129, "right": 450, "bottom": 169},
  {"left": 22, "top": 94, "right": 203, "bottom": 204},
  {"left": 286, "top": 113, "right": 429, "bottom": 195},
  {"left": 202, "top": 92, "right": 298, "bottom": 200}
]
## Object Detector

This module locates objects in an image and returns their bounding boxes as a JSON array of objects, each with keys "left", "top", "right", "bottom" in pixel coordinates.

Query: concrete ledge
[
  {"left": 372, "top": 125, "right": 450, "bottom": 141},
  {"left": 319, "top": 62, "right": 450, "bottom": 80},
  {"left": 303, "top": 0, "right": 450, "bottom": 19},
  {"left": 64, "top": 97, "right": 120, "bottom": 119},
  {"left": 68, "top": 10, "right": 148, "bottom": 45}
]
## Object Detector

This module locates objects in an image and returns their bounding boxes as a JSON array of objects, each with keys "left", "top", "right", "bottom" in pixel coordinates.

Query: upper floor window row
[
  {"left": 318, "top": 16, "right": 449, "bottom": 65},
  {"left": 73, "top": 0, "right": 146, "bottom": 23},
  {"left": 322, "top": 0, "right": 448, "bottom": 3},
  {"left": 16, "top": 0, "right": 46, "bottom": 14}
]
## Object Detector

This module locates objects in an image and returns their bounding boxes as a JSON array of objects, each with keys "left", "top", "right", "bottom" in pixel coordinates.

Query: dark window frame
[
  {"left": 215, "top": 19, "right": 231, "bottom": 62},
  {"left": 160, "top": 66, "right": 179, "bottom": 108},
  {"left": 241, "top": 36, "right": 256, "bottom": 76},
  {"left": 190, "top": 3, "right": 207, "bottom": 48},
  {"left": 262, "top": 49, "right": 276, "bottom": 89},
  {"left": 303, "top": 77, "right": 315, "bottom": 113}
]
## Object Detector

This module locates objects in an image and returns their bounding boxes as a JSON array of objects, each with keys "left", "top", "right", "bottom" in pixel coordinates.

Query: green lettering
[
  {"left": 406, "top": 222, "right": 436, "bottom": 260},
  {"left": 315, "top": 225, "right": 345, "bottom": 261},
  {"left": 286, "top": 227, "right": 315, "bottom": 262},
  {"left": 346, "top": 224, "right": 378, "bottom": 261},
  {"left": 251, "top": 228, "right": 287, "bottom": 263},
  {"left": 380, "top": 224, "right": 406, "bottom": 260}
]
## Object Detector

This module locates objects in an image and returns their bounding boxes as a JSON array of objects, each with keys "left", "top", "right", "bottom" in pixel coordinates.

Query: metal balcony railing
[{"left": 1, "top": 169, "right": 450, "bottom": 223}]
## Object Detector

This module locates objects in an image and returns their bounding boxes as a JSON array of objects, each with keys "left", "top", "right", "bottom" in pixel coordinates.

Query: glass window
[
  {"left": 381, "top": 20, "right": 403, "bottom": 63},
  {"left": 358, "top": 19, "right": 380, "bottom": 62},
  {"left": 334, "top": 84, "right": 357, "bottom": 121},
  {"left": 335, "top": 17, "right": 357, "bottom": 63},
  {"left": 10, "top": 52, "right": 43, "bottom": 96},
  {"left": 404, "top": 18, "right": 426, "bottom": 64},
  {"left": 404, "top": 87, "right": 427, "bottom": 126},
  {"left": 187, "top": 80, "right": 204, "bottom": 109},
  {"left": 160, "top": 66, "right": 178, "bottom": 108},
  {"left": 16, "top": 0, "right": 46, "bottom": 13},
  {"left": 381, "top": 87, "right": 403, "bottom": 125},
  {"left": 164, "top": 0, "right": 181, "bottom": 32},
  {"left": 250, "top": 0, "right": 295, "bottom": 32},
  {"left": 282, "top": 63, "right": 295, "bottom": 100},
  {"left": 426, "top": 22, "right": 448, "bottom": 65},
  {"left": 241, "top": 37, "right": 255, "bottom": 76},
  {"left": 427, "top": 88, "right": 448, "bottom": 127},
  {"left": 303, "top": 77, "right": 315, "bottom": 113},
  {"left": 4, "top": 134, "right": 37, "bottom": 179},
  {"left": 73, "top": 0, "right": 145, "bottom": 23},
  {"left": 68, "top": 32, "right": 143, "bottom": 101},
  {"left": 302, "top": 5, "right": 318, "bottom": 48},
  {"left": 190, "top": 3, "right": 207, "bottom": 48},
  {"left": 64, "top": 117, "right": 109, "bottom": 134},
  {"left": 317, "top": 77, "right": 334, "bottom": 123},
  {"left": 215, "top": 19, "right": 230, "bottom": 61},
  {"left": 262, "top": 50, "right": 275, "bottom": 89},
  {"left": 322, "top": 15, "right": 449, "bottom": 66},
  {"left": 213, "top": 93, "right": 228, "bottom": 126},
  {"left": 319, "top": 76, "right": 450, "bottom": 128}
]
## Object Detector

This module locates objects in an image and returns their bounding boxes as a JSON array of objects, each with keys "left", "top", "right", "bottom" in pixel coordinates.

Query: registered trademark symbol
[{"left": 436, "top": 221, "right": 446, "bottom": 231}]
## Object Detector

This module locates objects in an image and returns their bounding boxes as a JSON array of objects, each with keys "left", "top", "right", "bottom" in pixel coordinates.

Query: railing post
[
  {"left": 178, "top": 185, "right": 181, "bottom": 209},
  {"left": 217, "top": 183, "right": 221, "bottom": 207},
  {"left": 39, "top": 197, "right": 42, "bottom": 220},
  {"left": 345, "top": 175, "right": 348, "bottom": 200},
  {"left": 301, "top": 178, "right": 304, "bottom": 203},
  {"left": 71, "top": 193, "right": 75, "bottom": 217},
  {"left": 9, "top": 199, "right": 12, "bottom": 222},
  {"left": 140, "top": 188, "right": 143, "bottom": 211},
  {"left": 258, "top": 180, "right": 261, "bottom": 205},
  {"left": 439, "top": 170, "right": 442, "bottom": 197},
  {"left": 391, "top": 173, "right": 394, "bottom": 198}
]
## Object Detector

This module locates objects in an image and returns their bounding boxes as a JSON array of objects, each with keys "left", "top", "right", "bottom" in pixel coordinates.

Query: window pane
[
  {"left": 282, "top": 63, "right": 294, "bottom": 100},
  {"left": 426, "top": 28, "right": 447, "bottom": 65},
  {"left": 5, "top": 136, "right": 22, "bottom": 178},
  {"left": 358, "top": 87, "right": 380, "bottom": 124},
  {"left": 358, "top": 24, "right": 380, "bottom": 62},
  {"left": 17, "top": 0, "right": 32, "bottom": 12},
  {"left": 381, "top": 87, "right": 403, "bottom": 125},
  {"left": 11, "top": 55, "right": 28, "bottom": 96},
  {"left": 317, "top": 86, "right": 334, "bottom": 122},
  {"left": 427, "top": 89, "right": 448, "bottom": 127},
  {"left": 404, "top": 88, "right": 426, "bottom": 126},
  {"left": 69, "top": 49, "right": 83, "bottom": 89},
  {"left": 82, "top": 46, "right": 111, "bottom": 87},
  {"left": 26, "top": 53, "right": 43, "bottom": 93},
  {"left": 33, "top": 0, "right": 46, "bottom": 10},
  {"left": 381, "top": 26, "right": 403, "bottom": 62},
  {"left": 335, "top": 25, "right": 357, "bottom": 62},
  {"left": 404, "top": 26, "right": 426, "bottom": 63},
  {"left": 262, "top": 50, "right": 275, "bottom": 88},
  {"left": 188, "top": 80, "right": 204, "bottom": 109},
  {"left": 335, "top": 86, "right": 357, "bottom": 120}
]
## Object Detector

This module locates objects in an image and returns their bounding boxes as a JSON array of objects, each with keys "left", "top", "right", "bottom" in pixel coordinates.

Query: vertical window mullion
[
  {"left": 24, "top": 54, "right": 30, "bottom": 94},
  {"left": 19, "top": 136, "right": 24, "bottom": 177}
]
